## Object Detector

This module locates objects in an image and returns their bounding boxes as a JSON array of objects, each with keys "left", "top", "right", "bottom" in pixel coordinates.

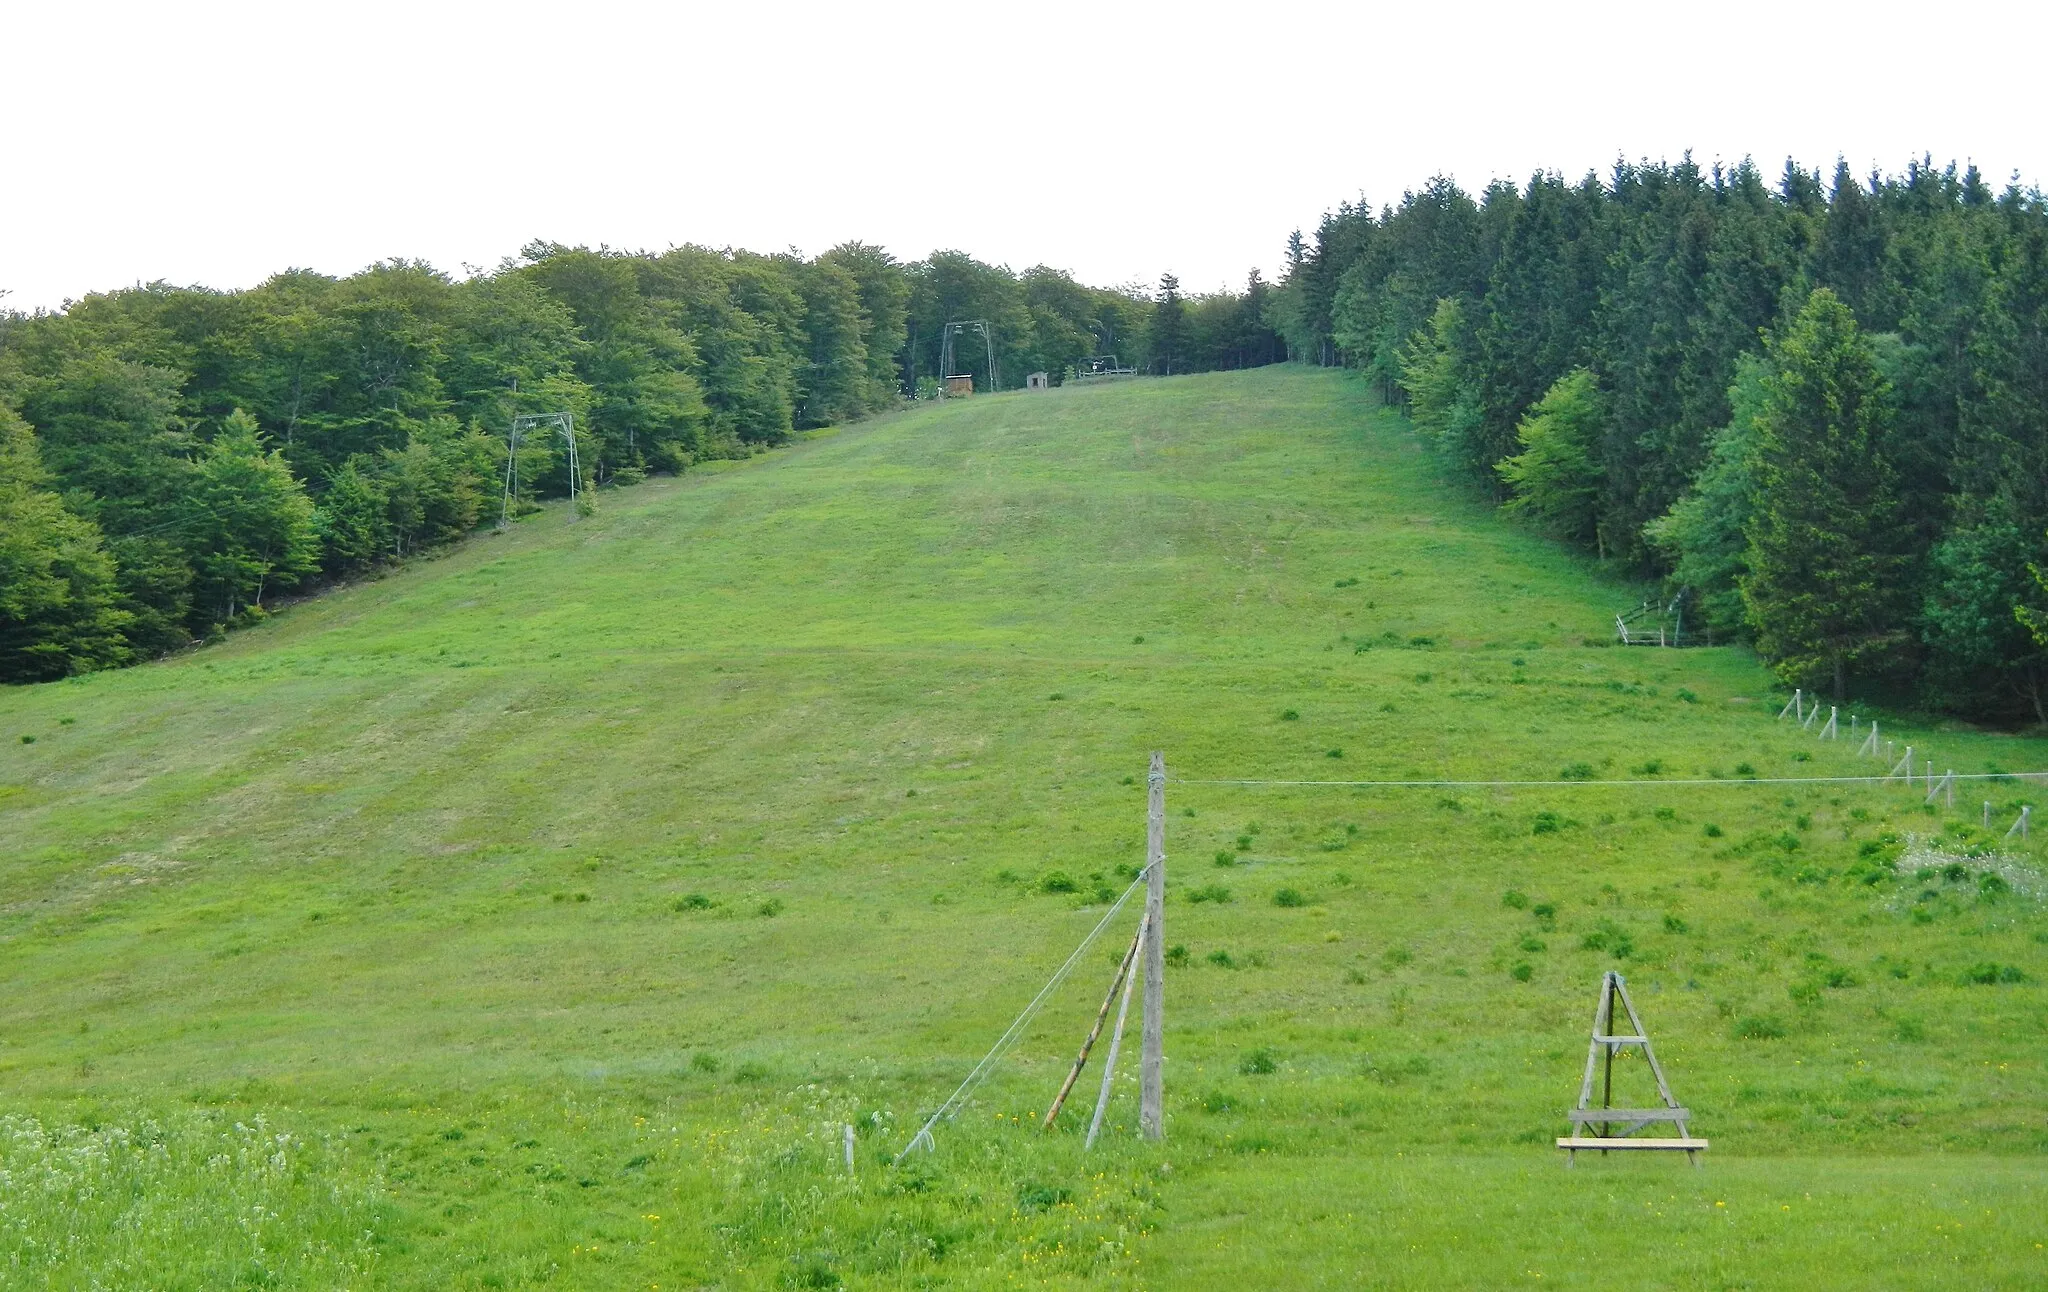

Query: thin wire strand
[
  {"left": 1173, "top": 772, "right": 2048, "bottom": 789},
  {"left": 894, "top": 861, "right": 1153, "bottom": 1164}
]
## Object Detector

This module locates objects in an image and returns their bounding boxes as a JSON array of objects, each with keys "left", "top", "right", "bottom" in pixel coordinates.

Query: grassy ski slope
[{"left": 0, "top": 366, "right": 2044, "bottom": 1288}]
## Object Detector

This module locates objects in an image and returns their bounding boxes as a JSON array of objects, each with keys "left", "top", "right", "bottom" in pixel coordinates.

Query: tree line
[
  {"left": 1272, "top": 158, "right": 2048, "bottom": 721},
  {"left": 0, "top": 244, "right": 1279, "bottom": 683}
]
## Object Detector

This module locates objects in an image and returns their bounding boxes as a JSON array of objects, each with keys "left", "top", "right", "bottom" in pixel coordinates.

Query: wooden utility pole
[{"left": 1140, "top": 751, "right": 1166, "bottom": 1140}]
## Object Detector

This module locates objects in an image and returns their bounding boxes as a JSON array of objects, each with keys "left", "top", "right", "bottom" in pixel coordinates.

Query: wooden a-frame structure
[{"left": 1558, "top": 971, "right": 1707, "bottom": 1166}]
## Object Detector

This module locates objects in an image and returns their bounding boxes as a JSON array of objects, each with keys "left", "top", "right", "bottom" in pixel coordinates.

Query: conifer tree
[
  {"left": 1149, "top": 274, "right": 1188, "bottom": 375},
  {"left": 1739, "top": 289, "right": 1914, "bottom": 699},
  {"left": 0, "top": 406, "right": 129, "bottom": 680},
  {"left": 1398, "top": 298, "right": 1483, "bottom": 474}
]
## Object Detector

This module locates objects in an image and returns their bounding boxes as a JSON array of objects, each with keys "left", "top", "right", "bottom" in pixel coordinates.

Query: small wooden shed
[
  {"left": 944, "top": 374, "right": 975, "bottom": 396},
  {"left": 1026, "top": 371, "right": 1050, "bottom": 390}
]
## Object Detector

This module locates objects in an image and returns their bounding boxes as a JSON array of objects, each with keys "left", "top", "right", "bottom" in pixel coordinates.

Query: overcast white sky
[{"left": 6, "top": 0, "right": 2045, "bottom": 311}]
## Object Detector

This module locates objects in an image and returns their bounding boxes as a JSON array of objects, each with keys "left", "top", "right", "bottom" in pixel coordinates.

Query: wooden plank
[
  {"left": 1556, "top": 1136, "right": 1708, "bottom": 1151},
  {"left": 1567, "top": 1108, "right": 1690, "bottom": 1122}
]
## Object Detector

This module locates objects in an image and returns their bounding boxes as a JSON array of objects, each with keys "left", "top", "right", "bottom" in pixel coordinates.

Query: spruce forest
[{"left": 1272, "top": 157, "right": 2048, "bottom": 723}]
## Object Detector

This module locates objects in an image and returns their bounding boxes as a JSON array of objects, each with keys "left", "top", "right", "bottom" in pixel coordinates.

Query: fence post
[{"left": 1140, "top": 751, "right": 1166, "bottom": 1142}]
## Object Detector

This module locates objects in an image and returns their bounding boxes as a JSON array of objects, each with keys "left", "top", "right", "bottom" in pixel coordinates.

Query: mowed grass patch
[{"left": 0, "top": 366, "right": 2044, "bottom": 1287}]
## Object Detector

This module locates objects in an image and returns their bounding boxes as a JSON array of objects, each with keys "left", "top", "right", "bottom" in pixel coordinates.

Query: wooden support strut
[
  {"left": 1042, "top": 926, "right": 1144, "bottom": 1131},
  {"left": 1085, "top": 920, "right": 1145, "bottom": 1149}
]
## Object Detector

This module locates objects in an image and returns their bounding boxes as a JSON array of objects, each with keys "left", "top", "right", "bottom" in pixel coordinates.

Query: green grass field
[{"left": 1, "top": 366, "right": 2044, "bottom": 1289}]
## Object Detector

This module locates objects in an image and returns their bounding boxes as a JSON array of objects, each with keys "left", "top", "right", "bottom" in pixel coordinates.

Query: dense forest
[
  {"left": 0, "top": 245, "right": 1279, "bottom": 683},
  {"left": 1273, "top": 157, "right": 2048, "bottom": 723},
  {"left": 13, "top": 159, "right": 2047, "bottom": 724}
]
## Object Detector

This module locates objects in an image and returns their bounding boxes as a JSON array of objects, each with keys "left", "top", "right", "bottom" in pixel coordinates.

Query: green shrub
[
  {"left": 1207, "top": 949, "right": 1236, "bottom": 969},
  {"left": 1519, "top": 936, "right": 1546, "bottom": 953},
  {"left": 1214, "top": 850, "right": 1236, "bottom": 867},
  {"left": 1272, "top": 887, "right": 1306, "bottom": 908},
  {"left": 1580, "top": 919, "right": 1634, "bottom": 958},
  {"left": 1703, "top": 823, "right": 1723, "bottom": 837},
  {"left": 1280, "top": 708, "right": 1299, "bottom": 720},
  {"left": 1238, "top": 1048, "right": 1278, "bottom": 1075},
  {"left": 1735, "top": 762, "right": 1756, "bottom": 777},
  {"left": 674, "top": 893, "right": 713, "bottom": 911},
  {"left": 1501, "top": 889, "right": 1528, "bottom": 910},
  {"left": 1165, "top": 944, "right": 1190, "bottom": 967},
  {"left": 1532, "top": 811, "right": 1564, "bottom": 835},
  {"left": 1531, "top": 902, "right": 1556, "bottom": 921},
  {"left": 1039, "top": 870, "right": 1078, "bottom": 894},
  {"left": 1510, "top": 962, "right": 1534, "bottom": 982},
  {"left": 1016, "top": 1182, "right": 1071, "bottom": 1212},
  {"left": 1963, "top": 962, "right": 2025, "bottom": 985}
]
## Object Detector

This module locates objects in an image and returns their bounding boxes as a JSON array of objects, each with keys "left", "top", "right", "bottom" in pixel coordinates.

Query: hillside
[{"left": 0, "top": 366, "right": 2043, "bottom": 1289}]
